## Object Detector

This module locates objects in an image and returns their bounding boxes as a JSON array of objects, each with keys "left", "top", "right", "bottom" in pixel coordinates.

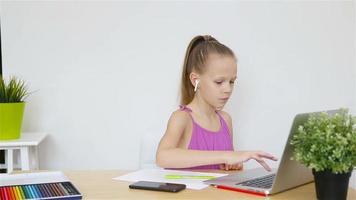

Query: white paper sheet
[{"left": 113, "top": 169, "right": 227, "bottom": 190}]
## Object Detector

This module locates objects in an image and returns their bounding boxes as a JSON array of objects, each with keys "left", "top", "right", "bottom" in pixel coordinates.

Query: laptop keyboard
[{"left": 238, "top": 174, "right": 276, "bottom": 189}]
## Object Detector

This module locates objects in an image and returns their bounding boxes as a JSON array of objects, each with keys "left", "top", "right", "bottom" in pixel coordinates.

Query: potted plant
[
  {"left": 0, "top": 76, "right": 29, "bottom": 140},
  {"left": 290, "top": 108, "right": 356, "bottom": 200}
]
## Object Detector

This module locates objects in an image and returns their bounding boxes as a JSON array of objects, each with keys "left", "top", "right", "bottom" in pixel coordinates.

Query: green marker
[{"left": 165, "top": 174, "right": 216, "bottom": 180}]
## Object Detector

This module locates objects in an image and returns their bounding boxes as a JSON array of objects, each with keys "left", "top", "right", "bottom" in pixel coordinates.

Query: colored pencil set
[{"left": 0, "top": 181, "right": 82, "bottom": 200}]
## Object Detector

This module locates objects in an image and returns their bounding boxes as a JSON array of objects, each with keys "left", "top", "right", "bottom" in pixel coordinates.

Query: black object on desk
[{"left": 129, "top": 181, "right": 186, "bottom": 193}]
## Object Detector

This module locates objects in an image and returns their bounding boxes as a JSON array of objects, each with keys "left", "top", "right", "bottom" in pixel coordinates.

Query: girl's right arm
[
  {"left": 156, "top": 111, "right": 277, "bottom": 170},
  {"left": 156, "top": 110, "right": 227, "bottom": 168}
]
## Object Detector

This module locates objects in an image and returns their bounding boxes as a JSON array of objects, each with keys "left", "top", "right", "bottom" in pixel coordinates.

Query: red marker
[{"left": 213, "top": 185, "right": 268, "bottom": 197}]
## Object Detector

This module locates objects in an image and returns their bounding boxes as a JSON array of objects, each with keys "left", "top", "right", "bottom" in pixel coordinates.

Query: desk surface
[{"left": 63, "top": 170, "right": 356, "bottom": 200}]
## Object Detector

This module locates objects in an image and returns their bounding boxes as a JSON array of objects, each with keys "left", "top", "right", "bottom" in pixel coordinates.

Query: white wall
[
  {"left": 226, "top": 1, "right": 355, "bottom": 169},
  {"left": 0, "top": 1, "right": 355, "bottom": 172},
  {"left": 350, "top": 0, "right": 356, "bottom": 190},
  {"left": 354, "top": 0, "right": 356, "bottom": 117}
]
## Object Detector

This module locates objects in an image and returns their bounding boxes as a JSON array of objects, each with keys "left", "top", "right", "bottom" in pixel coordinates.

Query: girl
[{"left": 156, "top": 35, "right": 277, "bottom": 170}]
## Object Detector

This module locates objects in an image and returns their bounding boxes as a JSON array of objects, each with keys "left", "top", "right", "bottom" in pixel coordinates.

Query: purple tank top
[{"left": 179, "top": 105, "right": 234, "bottom": 169}]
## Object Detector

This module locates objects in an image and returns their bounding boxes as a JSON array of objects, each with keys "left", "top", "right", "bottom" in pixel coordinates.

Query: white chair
[{"left": 139, "top": 130, "right": 163, "bottom": 169}]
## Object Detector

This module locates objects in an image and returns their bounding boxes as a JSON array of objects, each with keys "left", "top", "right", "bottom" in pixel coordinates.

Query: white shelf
[
  {"left": 0, "top": 132, "right": 47, "bottom": 147},
  {"left": 0, "top": 132, "right": 47, "bottom": 173}
]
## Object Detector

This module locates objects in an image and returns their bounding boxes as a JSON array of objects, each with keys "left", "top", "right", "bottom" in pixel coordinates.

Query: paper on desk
[{"left": 113, "top": 169, "right": 227, "bottom": 190}]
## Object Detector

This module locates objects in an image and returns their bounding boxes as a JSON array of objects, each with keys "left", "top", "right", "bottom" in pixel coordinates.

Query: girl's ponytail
[{"left": 180, "top": 36, "right": 205, "bottom": 105}]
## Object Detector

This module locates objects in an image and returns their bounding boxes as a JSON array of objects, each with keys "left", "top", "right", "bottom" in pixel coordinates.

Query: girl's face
[{"left": 198, "top": 54, "right": 237, "bottom": 110}]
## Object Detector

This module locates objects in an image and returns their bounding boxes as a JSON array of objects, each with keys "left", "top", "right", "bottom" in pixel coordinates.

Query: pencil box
[{"left": 0, "top": 171, "right": 82, "bottom": 200}]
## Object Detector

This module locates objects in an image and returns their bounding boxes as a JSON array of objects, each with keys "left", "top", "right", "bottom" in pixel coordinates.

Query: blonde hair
[{"left": 180, "top": 35, "right": 236, "bottom": 105}]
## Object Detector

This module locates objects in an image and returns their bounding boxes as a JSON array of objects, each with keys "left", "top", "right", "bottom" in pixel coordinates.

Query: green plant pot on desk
[
  {"left": 0, "top": 76, "right": 28, "bottom": 140},
  {"left": 290, "top": 108, "right": 356, "bottom": 200}
]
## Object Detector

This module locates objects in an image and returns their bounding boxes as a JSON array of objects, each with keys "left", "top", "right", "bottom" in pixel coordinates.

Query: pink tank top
[{"left": 179, "top": 105, "right": 234, "bottom": 169}]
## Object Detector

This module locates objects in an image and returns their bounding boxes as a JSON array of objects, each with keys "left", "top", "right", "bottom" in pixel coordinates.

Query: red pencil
[
  {"left": 213, "top": 185, "right": 268, "bottom": 197},
  {"left": 0, "top": 187, "right": 5, "bottom": 200},
  {"left": 4, "top": 187, "right": 10, "bottom": 200}
]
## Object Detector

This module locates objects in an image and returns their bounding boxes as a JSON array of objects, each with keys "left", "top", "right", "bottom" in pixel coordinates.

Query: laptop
[{"left": 204, "top": 109, "right": 340, "bottom": 196}]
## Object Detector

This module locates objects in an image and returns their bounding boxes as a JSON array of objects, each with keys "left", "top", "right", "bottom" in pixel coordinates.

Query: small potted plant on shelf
[
  {"left": 0, "top": 76, "right": 29, "bottom": 140},
  {"left": 290, "top": 108, "right": 356, "bottom": 200}
]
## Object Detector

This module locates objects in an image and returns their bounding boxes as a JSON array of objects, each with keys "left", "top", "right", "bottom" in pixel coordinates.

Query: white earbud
[{"left": 194, "top": 80, "right": 199, "bottom": 92}]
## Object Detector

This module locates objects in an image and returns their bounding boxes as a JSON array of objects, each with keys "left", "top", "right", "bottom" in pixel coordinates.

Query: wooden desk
[{"left": 64, "top": 170, "right": 356, "bottom": 200}]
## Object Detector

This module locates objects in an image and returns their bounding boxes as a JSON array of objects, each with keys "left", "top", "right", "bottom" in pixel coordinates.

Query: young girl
[{"left": 156, "top": 35, "right": 277, "bottom": 170}]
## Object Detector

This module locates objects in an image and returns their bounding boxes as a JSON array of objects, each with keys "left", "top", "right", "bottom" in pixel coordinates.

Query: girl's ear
[{"left": 189, "top": 72, "right": 200, "bottom": 88}]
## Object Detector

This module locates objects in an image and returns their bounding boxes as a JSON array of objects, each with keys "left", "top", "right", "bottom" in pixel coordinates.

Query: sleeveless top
[{"left": 179, "top": 105, "right": 234, "bottom": 169}]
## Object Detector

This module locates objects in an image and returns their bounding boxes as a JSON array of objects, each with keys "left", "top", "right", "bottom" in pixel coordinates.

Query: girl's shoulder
[
  {"left": 217, "top": 110, "right": 232, "bottom": 123},
  {"left": 167, "top": 109, "right": 191, "bottom": 127}
]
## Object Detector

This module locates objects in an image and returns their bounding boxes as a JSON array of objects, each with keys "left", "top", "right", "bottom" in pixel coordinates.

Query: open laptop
[{"left": 204, "top": 109, "right": 340, "bottom": 196}]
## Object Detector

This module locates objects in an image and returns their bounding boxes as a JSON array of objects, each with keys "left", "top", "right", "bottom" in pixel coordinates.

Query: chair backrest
[{"left": 139, "top": 130, "right": 164, "bottom": 169}]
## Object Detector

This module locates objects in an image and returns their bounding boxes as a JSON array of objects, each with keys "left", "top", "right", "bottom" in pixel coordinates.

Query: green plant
[
  {"left": 0, "top": 76, "right": 28, "bottom": 103},
  {"left": 290, "top": 109, "right": 356, "bottom": 174}
]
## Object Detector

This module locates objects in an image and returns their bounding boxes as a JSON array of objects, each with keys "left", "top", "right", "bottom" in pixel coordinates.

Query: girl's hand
[
  {"left": 219, "top": 163, "right": 243, "bottom": 171},
  {"left": 223, "top": 151, "right": 278, "bottom": 171}
]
